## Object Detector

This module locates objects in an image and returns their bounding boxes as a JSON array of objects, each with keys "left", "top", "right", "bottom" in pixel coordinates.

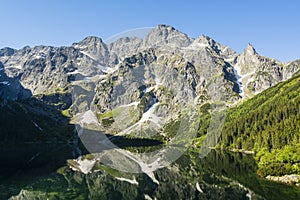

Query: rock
[
  {"left": 141, "top": 24, "right": 193, "bottom": 49},
  {"left": 0, "top": 24, "right": 298, "bottom": 109},
  {"left": 266, "top": 174, "right": 300, "bottom": 185}
]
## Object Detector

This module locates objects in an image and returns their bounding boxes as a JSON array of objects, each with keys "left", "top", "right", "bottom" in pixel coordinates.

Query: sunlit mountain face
[{"left": 0, "top": 25, "right": 300, "bottom": 200}]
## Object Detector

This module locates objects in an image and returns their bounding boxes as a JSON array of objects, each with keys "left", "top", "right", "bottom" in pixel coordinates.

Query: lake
[{"left": 0, "top": 144, "right": 300, "bottom": 200}]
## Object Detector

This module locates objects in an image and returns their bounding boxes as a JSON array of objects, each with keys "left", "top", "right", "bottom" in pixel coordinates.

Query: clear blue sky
[{"left": 0, "top": 0, "right": 299, "bottom": 62}]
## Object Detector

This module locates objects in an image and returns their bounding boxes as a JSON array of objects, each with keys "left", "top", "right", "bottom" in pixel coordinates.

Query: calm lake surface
[{"left": 0, "top": 144, "right": 300, "bottom": 200}]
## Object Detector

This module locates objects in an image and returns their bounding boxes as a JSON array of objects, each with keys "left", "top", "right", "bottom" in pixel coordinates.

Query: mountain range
[
  {"left": 1, "top": 25, "right": 299, "bottom": 101},
  {"left": 1, "top": 24, "right": 300, "bottom": 199}
]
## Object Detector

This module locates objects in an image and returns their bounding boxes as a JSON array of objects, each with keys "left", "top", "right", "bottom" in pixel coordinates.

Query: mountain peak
[
  {"left": 199, "top": 34, "right": 211, "bottom": 40},
  {"left": 156, "top": 24, "right": 176, "bottom": 31},
  {"left": 77, "top": 36, "right": 104, "bottom": 45},
  {"left": 0, "top": 47, "right": 15, "bottom": 57},
  {"left": 194, "top": 34, "right": 213, "bottom": 45},
  {"left": 244, "top": 43, "right": 257, "bottom": 55},
  {"left": 142, "top": 24, "right": 193, "bottom": 48},
  {"left": 72, "top": 36, "right": 105, "bottom": 49},
  {"left": 150, "top": 24, "right": 181, "bottom": 36}
]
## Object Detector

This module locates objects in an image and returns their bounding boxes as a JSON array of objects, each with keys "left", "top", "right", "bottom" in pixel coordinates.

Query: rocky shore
[{"left": 266, "top": 174, "right": 300, "bottom": 186}]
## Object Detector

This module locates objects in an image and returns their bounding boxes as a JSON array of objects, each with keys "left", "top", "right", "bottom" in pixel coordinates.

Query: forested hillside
[{"left": 220, "top": 74, "right": 300, "bottom": 176}]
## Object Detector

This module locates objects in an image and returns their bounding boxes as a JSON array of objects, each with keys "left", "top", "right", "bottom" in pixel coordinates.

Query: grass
[
  {"left": 92, "top": 163, "right": 133, "bottom": 179},
  {"left": 61, "top": 109, "right": 71, "bottom": 117}
]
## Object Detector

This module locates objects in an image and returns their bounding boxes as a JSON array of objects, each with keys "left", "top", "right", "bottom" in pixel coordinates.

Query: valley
[{"left": 0, "top": 25, "right": 299, "bottom": 199}]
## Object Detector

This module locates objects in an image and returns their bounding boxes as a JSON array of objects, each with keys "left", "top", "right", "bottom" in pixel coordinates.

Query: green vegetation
[
  {"left": 96, "top": 105, "right": 140, "bottom": 129},
  {"left": 0, "top": 97, "right": 73, "bottom": 144},
  {"left": 255, "top": 146, "right": 300, "bottom": 177},
  {"left": 91, "top": 163, "right": 133, "bottom": 179},
  {"left": 96, "top": 108, "right": 118, "bottom": 128},
  {"left": 163, "top": 118, "right": 181, "bottom": 139},
  {"left": 62, "top": 108, "right": 72, "bottom": 117},
  {"left": 218, "top": 74, "right": 300, "bottom": 176},
  {"left": 193, "top": 74, "right": 300, "bottom": 177}
]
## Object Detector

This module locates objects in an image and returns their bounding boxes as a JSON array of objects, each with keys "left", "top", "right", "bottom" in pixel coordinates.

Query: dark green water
[{"left": 0, "top": 144, "right": 299, "bottom": 200}]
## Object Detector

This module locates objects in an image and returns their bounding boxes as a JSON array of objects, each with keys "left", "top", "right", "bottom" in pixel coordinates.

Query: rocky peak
[
  {"left": 0, "top": 24, "right": 298, "bottom": 106},
  {"left": 236, "top": 43, "right": 261, "bottom": 73},
  {"left": 109, "top": 37, "right": 142, "bottom": 60},
  {"left": 196, "top": 35, "right": 214, "bottom": 46},
  {"left": 244, "top": 43, "right": 257, "bottom": 56},
  {"left": 0, "top": 47, "right": 15, "bottom": 57},
  {"left": 72, "top": 36, "right": 109, "bottom": 65},
  {"left": 141, "top": 24, "right": 193, "bottom": 49},
  {"left": 75, "top": 36, "right": 104, "bottom": 47},
  {"left": 186, "top": 35, "right": 237, "bottom": 61},
  {"left": 188, "top": 35, "right": 217, "bottom": 51},
  {"left": 0, "top": 61, "right": 32, "bottom": 100}
]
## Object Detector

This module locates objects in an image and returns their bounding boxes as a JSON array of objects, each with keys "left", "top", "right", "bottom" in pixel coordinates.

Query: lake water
[{"left": 0, "top": 144, "right": 299, "bottom": 200}]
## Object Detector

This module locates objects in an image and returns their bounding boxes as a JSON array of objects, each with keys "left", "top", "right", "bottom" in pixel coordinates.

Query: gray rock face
[
  {"left": 0, "top": 24, "right": 300, "bottom": 171},
  {"left": 0, "top": 47, "right": 15, "bottom": 57},
  {"left": 0, "top": 24, "right": 299, "bottom": 103},
  {"left": 236, "top": 44, "right": 261, "bottom": 75},
  {"left": 108, "top": 37, "right": 142, "bottom": 61},
  {"left": 234, "top": 43, "right": 299, "bottom": 96},
  {"left": 283, "top": 59, "right": 300, "bottom": 80},
  {"left": 0, "top": 61, "right": 31, "bottom": 100},
  {"left": 0, "top": 44, "right": 105, "bottom": 95},
  {"left": 141, "top": 24, "right": 193, "bottom": 49},
  {"left": 72, "top": 36, "right": 110, "bottom": 66}
]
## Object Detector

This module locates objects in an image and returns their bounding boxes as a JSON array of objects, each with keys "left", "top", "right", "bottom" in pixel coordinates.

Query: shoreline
[
  {"left": 229, "top": 148, "right": 255, "bottom": 155},
  {"left": 265, "top": 174, "right": 300, "bottom": 187}
]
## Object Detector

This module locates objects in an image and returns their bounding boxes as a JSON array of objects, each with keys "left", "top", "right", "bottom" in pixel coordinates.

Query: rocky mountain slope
[
  {"left": 221, "top": 73, "right": 300, "bottom": 177},
  {"left": 0, "top": 24, "right": 299, "bottom": 167},
  {"left": 0, "top": 23, "right": 299, "bottom": 164},
  {"left": 1, "top": 24, "right": 300, "bottom": 200},
  {"left": 0, "top": 25, "right": 299, "bottom": 101},
  {"left": 0, "top": 25, "right": 298, "bottom": 101}
]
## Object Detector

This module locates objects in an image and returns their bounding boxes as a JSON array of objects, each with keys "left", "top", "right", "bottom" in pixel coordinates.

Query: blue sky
[{"left": 0, "top": 0, "right": 299, "bottom": 62}]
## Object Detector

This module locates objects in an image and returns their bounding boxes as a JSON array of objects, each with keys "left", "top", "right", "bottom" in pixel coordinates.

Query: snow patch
[
  {"left": 67, "top": 69, "right": 79, "bottom": 75},
  {"left": 102, "top": 65, "right": 118, "bottom": 74},
  {"left": 114, "top": 150, "right": 162, "bottom": 184},
  {"left": 222, "top": 46, "right": 229, "bottom": 52},
  {"left": 233, "top": 64, "right": 256, "bottom": 98},
  {"left": 196, "top": 182, "right": 203, "bottom": 193},
  {"left": 144, "top": 194, "right": 154, "bottom": 200},
  {"left": 28, "top": 153, "right": 40, "bottom": 163},
  {"left": 139, "top": 102, "right": 160, "bottom": 124},
  {"left": 117, "top": 102, "right": 161, "bottom": 136},
  {"left": 183, "top": 42, "right": 209, "bottom": 50},
  {"left": 31, "top": 120, "right": 43, "bottom": 131},
  {"left": 0, "top": 81, "right": 10, "bottom": 86},
  {"left": 224, "top": 57, "right": 235, "bottom": 62},
  {"left": 14, "top": 65, "right": 22, "bottom": 70},
  {"left": 6, "top": 65, "right": 22, "bottom": 70},
  {"left": 196, "top": 43, "right": 209, "bottom": 47},
  {"left": 232, "top": 65, "right": 244, "bottom": 97},
  {"left": 33, "top": 55, "right": 42, "bottom": 59},
  {"left": 79, "top": 110, "right": 99, "bottom": 125},
  {"left": 144, "top": 86, "right": 155, "bottom": 93},
  {"left": 119, "top": 101, "right": 139, "bottom": 108},
  {"left": 80, "top": 51, "right": 98, "bottom": 61},
  {"left": 115, "top": 177, "right": 139, "bottom": 185},
  {"left": 71, "top": 158, "right": 96, "bottom": 174}
]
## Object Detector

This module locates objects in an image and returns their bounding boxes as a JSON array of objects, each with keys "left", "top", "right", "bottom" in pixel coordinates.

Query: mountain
[
  {"left": 0, "top": 62, "right": 31, "bottom": 100},
  {"left": 0, "top": 25, "right": 298, "bottom": 101},
  {"left": 141, "top": 24, "right": 193, "bottom": 48},
  {"left": 219, "top": 73, "right": 300, "bottom": 176},
  {"left": 235, "top": 44, "right": 299, "bottom": 97},
  {"left": 0, "top": 24, "right": 300, "bottom": 199},
  {"left": 0, "top": 23, "right": 299, "bottom": 170},
  {"left": 0, "top": 23, "right": 299, "bottom": 151}
]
